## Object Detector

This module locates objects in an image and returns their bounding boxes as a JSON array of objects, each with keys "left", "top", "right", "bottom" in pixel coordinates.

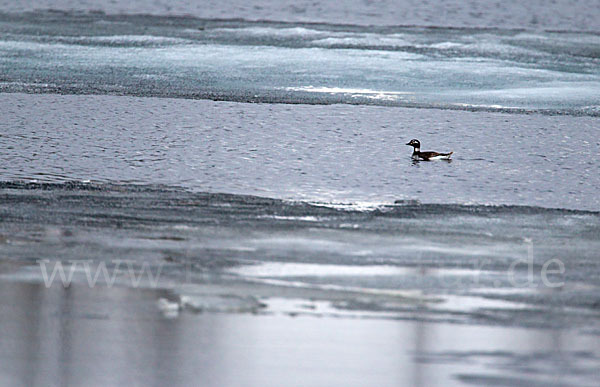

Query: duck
[{"left": 406, "top": 139, "right": 453, "bottom": 161}]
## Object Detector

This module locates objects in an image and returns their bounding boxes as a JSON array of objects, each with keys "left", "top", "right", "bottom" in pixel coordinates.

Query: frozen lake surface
[{"left": 1, "top": 12, "right": 599, "bottom": 115}]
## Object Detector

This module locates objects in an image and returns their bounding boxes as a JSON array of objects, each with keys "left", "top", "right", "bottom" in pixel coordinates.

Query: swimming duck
[{"left": 406, "top": 139, "right": 453, "bottom": 161}]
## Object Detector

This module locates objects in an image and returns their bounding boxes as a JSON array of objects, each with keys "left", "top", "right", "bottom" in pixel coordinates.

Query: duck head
[{"left": 406, "top": 139, "right": 420, "bottom": 149}]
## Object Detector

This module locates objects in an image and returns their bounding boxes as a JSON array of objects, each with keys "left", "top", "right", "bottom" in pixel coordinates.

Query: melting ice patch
[
  {"left": 284, "top": 86, "right": 414, "bottom": 101},
  {"left": 211, "top": 26, "right": 328, "bottom": 39},
  {"left": 312, "top": 34, "right": 411, "bottom": 48},
  {"left": 228, "top": 262, "right": 495, "bottom": 278}
]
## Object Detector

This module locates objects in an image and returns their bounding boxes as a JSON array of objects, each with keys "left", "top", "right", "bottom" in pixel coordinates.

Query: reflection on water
[{"left": 1, "top": 282, "right": 598, "bottom": 387}]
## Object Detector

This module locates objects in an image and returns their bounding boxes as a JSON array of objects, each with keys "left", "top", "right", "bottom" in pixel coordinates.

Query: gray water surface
[
  {"left": 3, "top": 282, "right": 598, "bottom": 387},
  {"left": 2, "top": 93, "right": 598, "bottom": 210}
]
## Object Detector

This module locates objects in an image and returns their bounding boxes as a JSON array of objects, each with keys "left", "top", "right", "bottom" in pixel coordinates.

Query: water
[
  {"left": 1, "top": 3, "right": 600, "bottom": 387},
  {"left": 1, "top": 93, "right": 599, "bottom": 210},
  {"left": 3, "top": 0, "right": 600, "bottom": 31}
]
